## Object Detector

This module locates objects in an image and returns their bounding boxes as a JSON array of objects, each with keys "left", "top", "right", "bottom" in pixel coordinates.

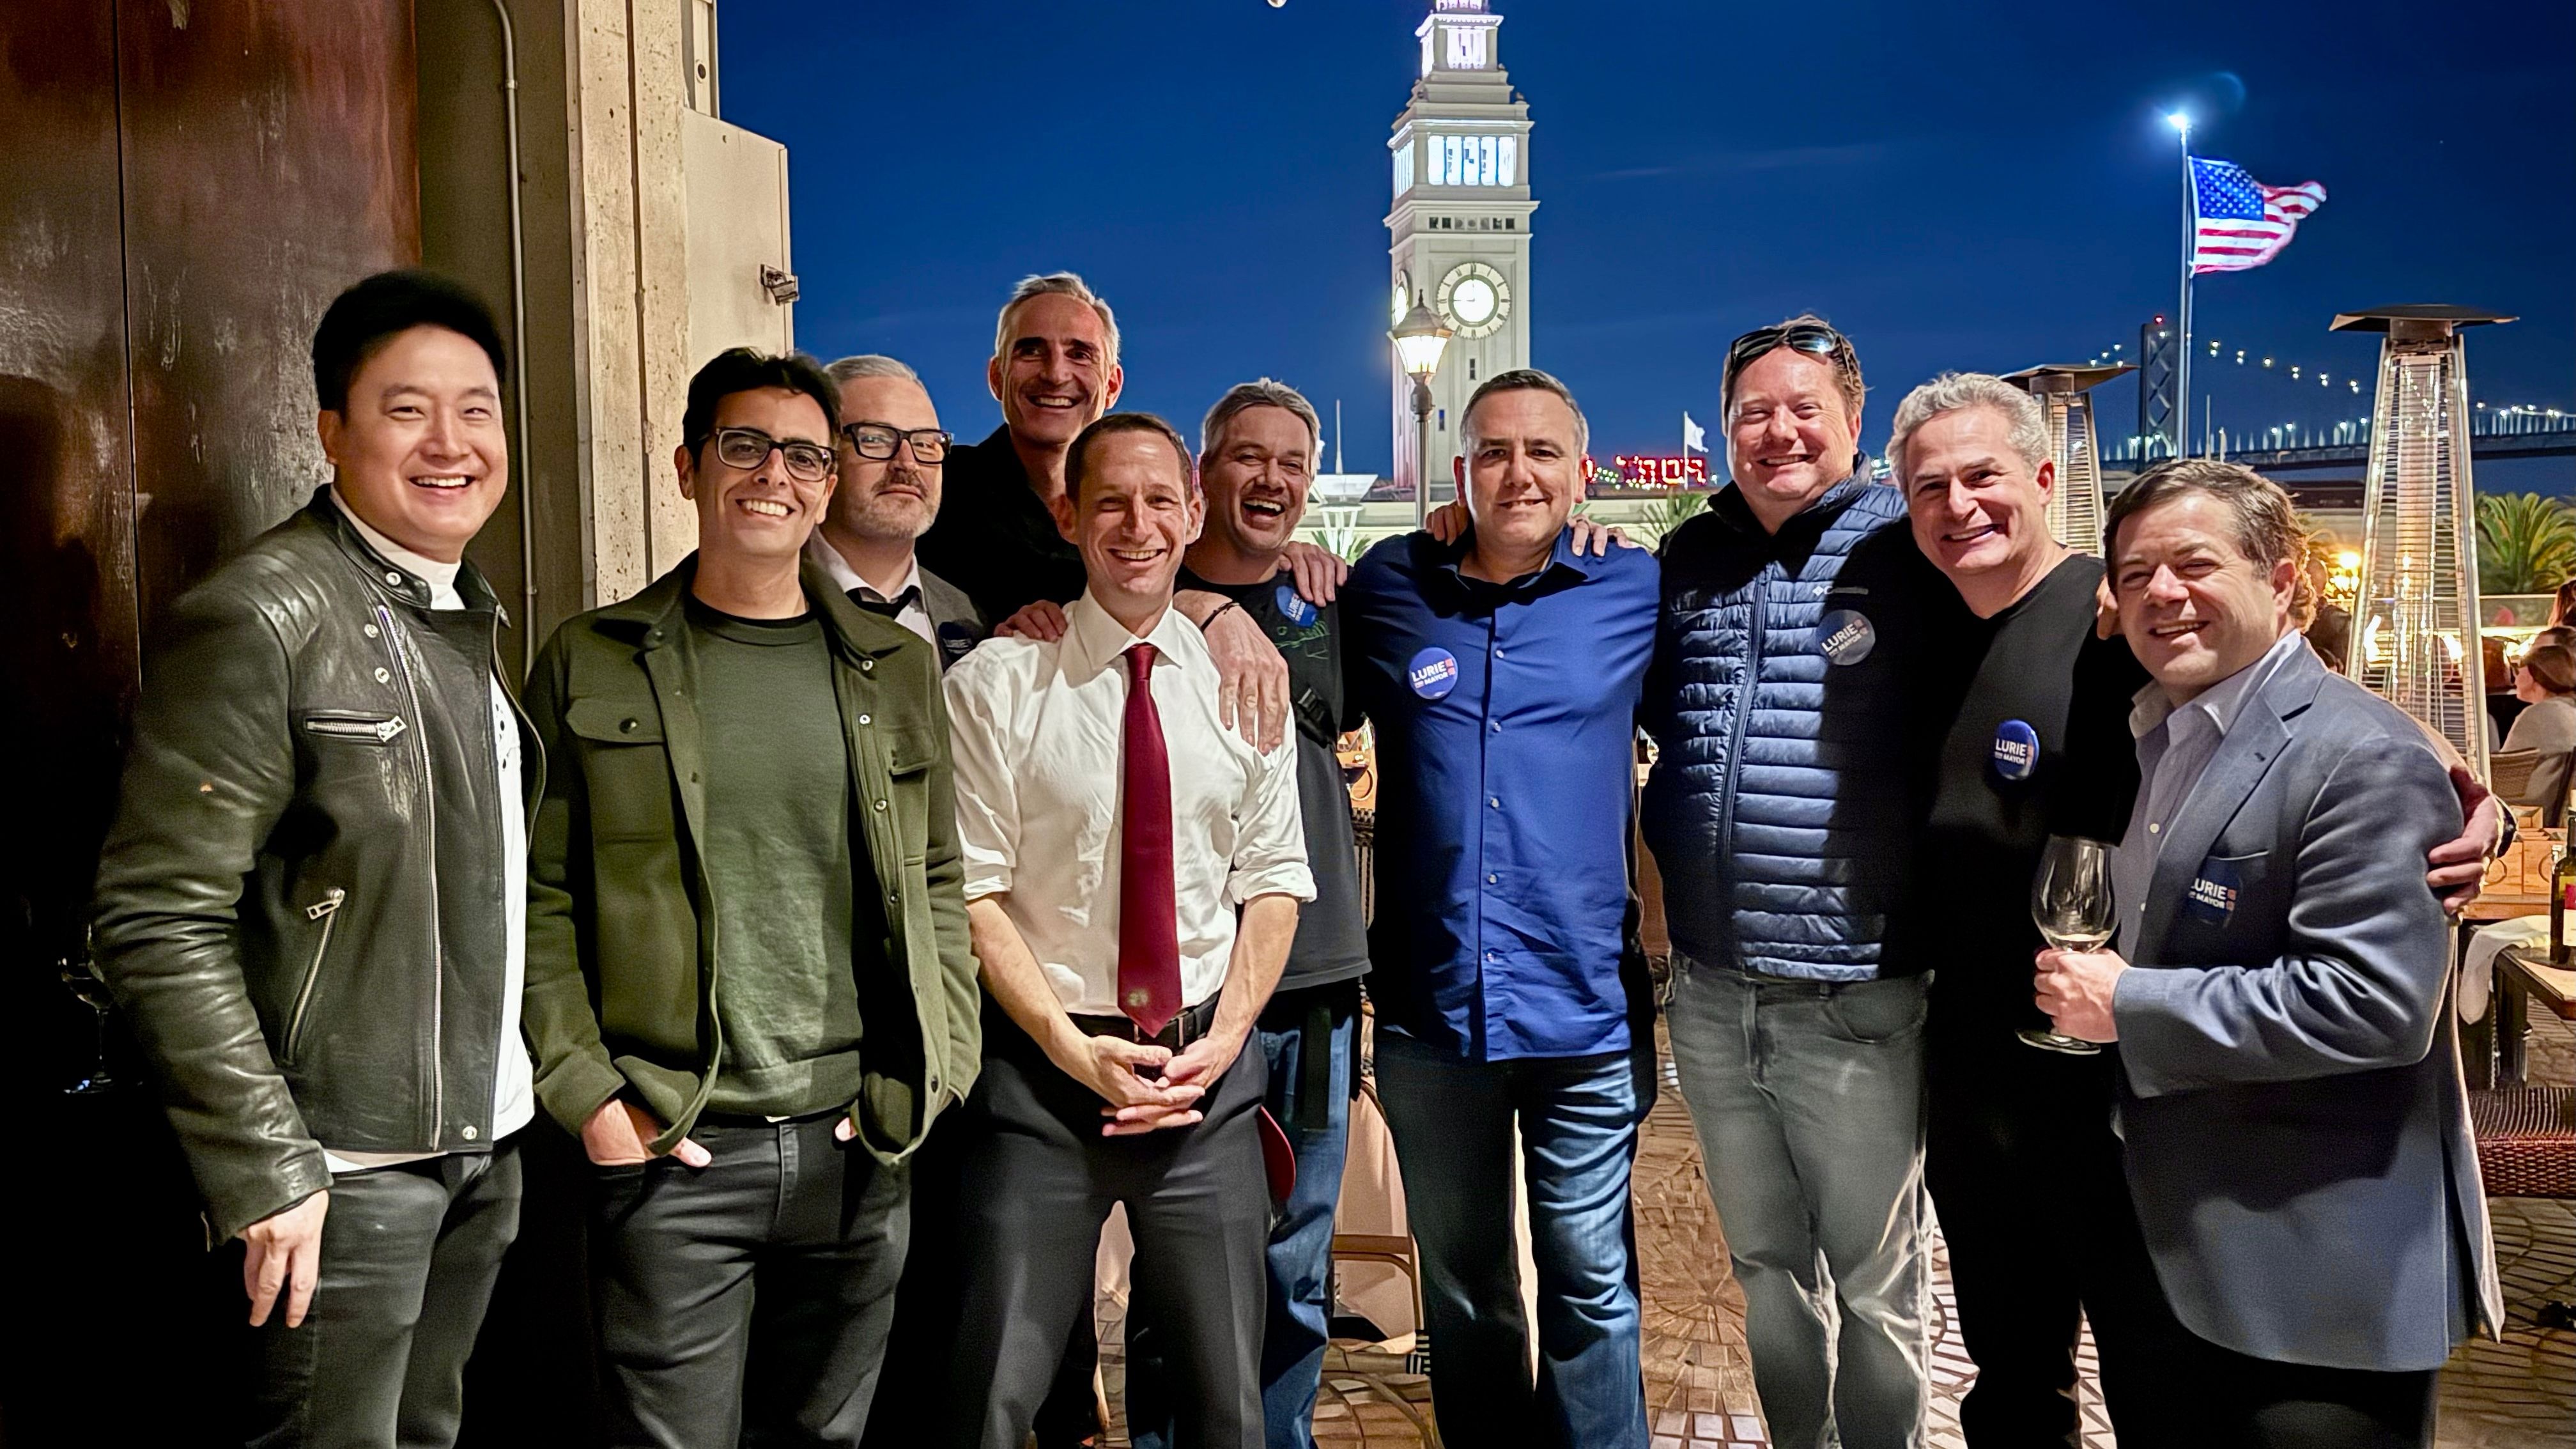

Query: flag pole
[{"left": 2171, "top": 112, "right": 2194, "bottom": 458}]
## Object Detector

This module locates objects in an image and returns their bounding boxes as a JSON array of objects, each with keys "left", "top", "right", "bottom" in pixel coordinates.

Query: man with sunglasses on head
[
  {"left": 810, "top": 354, "right": 986, "bottom": 669},
  {"left": 1644, "top": 316, "right": 1947, "bottom": 1448},
  {"left": 521, "top": 347, "right": 980, "bottom": 1446}
]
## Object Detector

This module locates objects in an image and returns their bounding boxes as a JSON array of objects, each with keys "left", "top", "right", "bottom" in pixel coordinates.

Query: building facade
[{"left": 1386, "top": 0, "right": 1536, "bottom": 506}]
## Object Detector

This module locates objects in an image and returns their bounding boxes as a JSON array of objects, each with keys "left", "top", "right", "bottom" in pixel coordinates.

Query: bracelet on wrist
[{"left": 1199, "top": 600, "right": 1242, "bottom": 631}]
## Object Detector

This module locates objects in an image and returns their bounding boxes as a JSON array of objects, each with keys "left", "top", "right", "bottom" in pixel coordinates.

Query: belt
[
  {"left": 694, "top": 1103, "right": 847, "bottom": 1129},
  {"left": 1069, "top": 993, "right": 1222, "bottom": 1053}
]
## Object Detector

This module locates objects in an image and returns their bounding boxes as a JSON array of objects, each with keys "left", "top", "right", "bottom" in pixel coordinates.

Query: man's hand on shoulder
[
  {"left": 1195, "top": 601, "right": 1289, "bottom": 754},
  {"left": 994, "top": 600, "right": 1068, "bottom": 643},
  {"left": 2426, "top": 764, "right": 2500, "bottom": 916},
  {"left": 1280, "top": 540, "right": 1348, "bottom": 605}
]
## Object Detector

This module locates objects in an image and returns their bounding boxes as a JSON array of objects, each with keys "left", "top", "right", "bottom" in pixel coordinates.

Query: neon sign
[{"left": 1613, "top": 455, "right": 1709, "bottom": 487}]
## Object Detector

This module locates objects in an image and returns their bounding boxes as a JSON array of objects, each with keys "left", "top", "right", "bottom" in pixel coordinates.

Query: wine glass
[
  {"left": 2025, "top": 835, "right": 2113, "bottom": 1056},
  {"left": 60, "top": 947, "right": 119, "bottom": 1096}
]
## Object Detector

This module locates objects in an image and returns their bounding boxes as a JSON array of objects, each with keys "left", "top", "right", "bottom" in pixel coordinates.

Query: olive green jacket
[{"left": 520, "top": 558, "right": 980, "bottom": 1161}]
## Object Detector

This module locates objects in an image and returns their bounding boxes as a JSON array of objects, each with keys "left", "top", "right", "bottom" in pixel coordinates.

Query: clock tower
[{"left": 1387, "top": 0, "right": 1536, "bottom": 506}]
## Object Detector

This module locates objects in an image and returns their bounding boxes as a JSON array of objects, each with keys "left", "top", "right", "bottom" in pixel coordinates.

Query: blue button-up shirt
[{"left": 1345, "top": 529, "right": 1660, "bottom": 1061}]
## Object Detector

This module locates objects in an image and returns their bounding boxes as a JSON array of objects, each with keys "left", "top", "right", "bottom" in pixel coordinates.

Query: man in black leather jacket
[{"left": 91, "top": 270, "right": 536, "bottom": 1448}]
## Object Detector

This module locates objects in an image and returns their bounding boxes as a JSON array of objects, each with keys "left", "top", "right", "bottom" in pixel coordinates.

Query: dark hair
[
  {"left": 681, "top": 347, "right": 840, "bottom": 454},
  {"left": 1065, "top": 412, "right": 1193, "bottom": 504},
  {"left": 1461, "top": 368, "right": 1590, "bottom": 458},
  {"left": 2552, "top": 577, "right": 2576, "bottom": 626},
  {"left": 2106, "top": 457, "right": 2312, "bottom": 621},
  {"left": 311, "top": 269, "right": 507, "bottom": 414}
]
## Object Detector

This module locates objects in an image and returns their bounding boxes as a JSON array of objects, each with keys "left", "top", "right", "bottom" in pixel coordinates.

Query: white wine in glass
[{"left": 2025, "top": 835, "right": 2112, "bottom": 1056}]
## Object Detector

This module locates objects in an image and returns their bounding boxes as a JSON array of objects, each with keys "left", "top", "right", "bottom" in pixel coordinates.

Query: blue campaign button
[
  {"left": 1991, "top": 718, "right": 2040, "bottom": 782},
  {"left": 1407, "top": 646, "right": 1460, "bottom": 701},
  {"left": 1817, "top": 608, "right": 1876, "bottom": 665},
  {"left": 2184, "top": 856, "right": 2243, "bottom": 924},
  {"left": 1275, "top": 582, "right": 1318, "bottom": 628}
]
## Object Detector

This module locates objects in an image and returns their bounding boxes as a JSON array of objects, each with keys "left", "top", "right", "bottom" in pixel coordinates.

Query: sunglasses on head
[{"left": 1723, "top": 323, "right": 1854, "bottom": 398}]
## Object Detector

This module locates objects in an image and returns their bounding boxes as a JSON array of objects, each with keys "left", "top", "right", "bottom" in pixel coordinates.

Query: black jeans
[
  {"left": 945, "top": 1012, "right": 1271, "bottom": 1449},
  {"left": 245, "top": 1142, "right": 522, "bottom": 1449},
  {"left": 592, "top": 1113, "right": 910, "bottom": 1448},
  {"left": 1925, "top": 1027, "right": 2187, "bottom": 1448}
]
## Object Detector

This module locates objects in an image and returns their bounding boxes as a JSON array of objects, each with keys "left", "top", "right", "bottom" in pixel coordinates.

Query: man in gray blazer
[
  {"left": 2035, "top": 458, "right": 2503, "bottom": 1447},
  {"left": 810, "top": 353, "right": 989, "bottom": 672}
]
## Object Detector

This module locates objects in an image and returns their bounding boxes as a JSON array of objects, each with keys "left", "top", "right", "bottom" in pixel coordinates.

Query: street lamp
[{"left": 1390, "top": 300, "right": 1453, "bottom": 526}]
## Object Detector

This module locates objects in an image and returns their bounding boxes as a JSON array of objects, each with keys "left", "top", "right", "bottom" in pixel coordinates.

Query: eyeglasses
[
  {"left": 842, "top": 421, "right": 953, "bottom": 465},
  {"left": 1722, "top": 322, "right": 1859, "bottom": 407},
  {"left": 704, "top": 427, "right": 835, "bottom": 483}
]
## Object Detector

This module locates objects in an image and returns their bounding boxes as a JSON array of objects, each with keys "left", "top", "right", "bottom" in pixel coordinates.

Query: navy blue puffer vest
[{"left": 1641, "top": 473, "right": 1941, "bottom": 982}]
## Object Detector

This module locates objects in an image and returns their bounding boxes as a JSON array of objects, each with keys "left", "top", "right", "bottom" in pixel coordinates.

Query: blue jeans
[
  {"left": 1130, "top": 983, "right": 1358, "bottom": 1449},
  {"left": 1663, "top": 953, "right": 1931, "bottom": 1449},
  {"left": 1371, "top": 1028, "right": 1648, "bottom": 1449}
]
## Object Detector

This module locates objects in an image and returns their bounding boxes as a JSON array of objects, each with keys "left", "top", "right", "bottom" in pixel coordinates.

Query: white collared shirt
[
  {"left": 325, "top": 490, "right": 532, "bottom": 1170},
  {"left": 2113, "top": 629, "right": 2307, "bottom": 944},
  {"left": 807, "top": 533, "right": 935, "bottom": 647},
  {"left": 944, "top": 591, "right": 1314, "bottom": 1016}
]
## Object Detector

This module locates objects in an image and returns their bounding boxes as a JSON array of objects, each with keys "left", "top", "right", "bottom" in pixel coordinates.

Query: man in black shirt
[
  {"left": 1888, "top": 373, "right": 2503, "bottom": 1448},
  {"left": 1124, "top": 380, "right": 1369, "bottom": 1449},
  {"left": 915, "top": 274, "right": 1109, "bottom": 624}
]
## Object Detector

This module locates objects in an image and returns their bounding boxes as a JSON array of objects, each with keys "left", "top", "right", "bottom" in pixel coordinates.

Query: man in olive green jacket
[{"left": 521, "top": 348, "right": 980, "bottom": 1446}]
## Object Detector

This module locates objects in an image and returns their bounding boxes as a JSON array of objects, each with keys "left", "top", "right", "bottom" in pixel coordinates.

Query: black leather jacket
[{"left": 92, "top": 495, "right": 537, "bottom": 1242}]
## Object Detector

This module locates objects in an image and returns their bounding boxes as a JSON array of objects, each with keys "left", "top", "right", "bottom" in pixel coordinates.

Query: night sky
[{"left": 721, "top": 0, "right": 2573, "bottom": 486}]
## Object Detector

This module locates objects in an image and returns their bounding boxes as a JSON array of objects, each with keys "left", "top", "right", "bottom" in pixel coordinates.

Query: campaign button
[
  {"left": 1275, "top": 582, "right": 1318, "bottom": 628},
  {"left": 1817, "top": 609, "right": 1876, "bottom": 665},
  {"left": 1408, "top": 646, "right": 1460, "bottom": 701},
  {"left": 1991, "top": 718, "right": 2040, "bottom": 782}
]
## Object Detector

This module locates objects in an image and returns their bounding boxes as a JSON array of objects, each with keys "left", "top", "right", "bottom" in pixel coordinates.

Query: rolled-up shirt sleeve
[
  {"left": 1228, "top": 736, "right": 1315, "bottom": 906},
  {"left": 943, "top": 655, "right": 1018, "bottom": 902}
]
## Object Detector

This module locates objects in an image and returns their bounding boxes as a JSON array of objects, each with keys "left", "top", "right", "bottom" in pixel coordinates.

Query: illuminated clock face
[
  {"left": 1392, "top": 276, "right": 1410, "bottom": 326},
  {"left": 1435, "top": 261, "right": 1511, "bottom": 339}
]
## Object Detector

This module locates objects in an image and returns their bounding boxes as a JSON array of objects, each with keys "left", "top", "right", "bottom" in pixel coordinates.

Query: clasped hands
[{"left": 1047, "top": 1022, "right": 1246, "bottom": 1138}]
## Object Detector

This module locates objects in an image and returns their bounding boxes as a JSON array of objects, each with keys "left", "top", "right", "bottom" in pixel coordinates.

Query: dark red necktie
[{"left": 1118, "top": 642, "right": 1182, "bottom": 1036}]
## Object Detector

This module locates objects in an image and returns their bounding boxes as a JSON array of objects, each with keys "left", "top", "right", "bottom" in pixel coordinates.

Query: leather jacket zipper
[
  {"left": 286, "top": 888, "right": 346, "bottom": 1061},
  {"left": 375, "top": 603, "right": 447, "bottom": 1144},
  {"left": 305, "top": 712, "right": 409, "bottom": 743}
]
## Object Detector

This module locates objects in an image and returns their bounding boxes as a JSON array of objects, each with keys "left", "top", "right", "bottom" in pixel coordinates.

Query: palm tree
[
  {"left": 2474, "top": 492, "right": 2576, "bottom": 596},
  {"left": 1632, "top": 490, "right": 1711, "bottom": 550}
]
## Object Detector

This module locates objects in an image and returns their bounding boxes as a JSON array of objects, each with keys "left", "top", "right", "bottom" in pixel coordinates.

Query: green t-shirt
[{"left": 686, "top": 598, "right": 869, "bottom": 1118}]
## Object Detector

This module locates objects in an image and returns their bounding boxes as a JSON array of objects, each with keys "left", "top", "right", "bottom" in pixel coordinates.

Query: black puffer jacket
[{"left": 93, "top": 495, "right": 534, "bottom": 1242}]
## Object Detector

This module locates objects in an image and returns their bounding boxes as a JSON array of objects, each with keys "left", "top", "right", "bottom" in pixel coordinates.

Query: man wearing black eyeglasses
[
  {"left": 522, "top": 347, "right": 980, "bottom": 1446},
  {"left": 1644, "top": 315, "right": 1947, "bottom": 1448},
  {"left": 810, "top": 353, "right": 987, "bottom": 671}
]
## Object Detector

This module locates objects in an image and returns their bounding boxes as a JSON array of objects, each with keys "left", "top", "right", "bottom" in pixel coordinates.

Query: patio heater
[
  {"left": 2335, "top": 304, "right": 2515, "bottom": 780},
  {"left": 2003, "top": 363, "right": 2134, "bottom": 555}
]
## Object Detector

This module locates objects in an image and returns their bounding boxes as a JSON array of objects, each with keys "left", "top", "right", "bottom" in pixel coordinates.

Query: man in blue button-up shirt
[{"left": 1344, "top": 369, "right": 1658, "bottom": 1449}]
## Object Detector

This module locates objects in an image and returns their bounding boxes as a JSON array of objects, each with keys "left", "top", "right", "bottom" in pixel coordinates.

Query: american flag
[{"left": 2191, "top": 156, "right": 2326, "bottom": 275}]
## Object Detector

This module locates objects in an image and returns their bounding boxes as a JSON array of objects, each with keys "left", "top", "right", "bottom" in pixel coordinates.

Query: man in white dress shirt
[
  {"left": 808, "top": 353, "right": 987, "bottom": 670},
  {"left": 941, "top": 412, "right": 1313, "bottom": 1449}
]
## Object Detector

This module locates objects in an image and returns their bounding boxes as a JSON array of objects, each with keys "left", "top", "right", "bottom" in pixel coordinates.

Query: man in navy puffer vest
[{"left": 1642, "top": 317, "right": 1948, "bottom": 1449}]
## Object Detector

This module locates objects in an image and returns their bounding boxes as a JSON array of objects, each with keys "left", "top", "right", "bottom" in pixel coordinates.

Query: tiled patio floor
[{"left": 1083, "top": 1006, "right": 2576, "bottom": 1448}]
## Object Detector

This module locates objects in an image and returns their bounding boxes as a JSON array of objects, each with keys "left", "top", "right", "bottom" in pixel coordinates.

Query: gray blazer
[
  {"left": 918, "top": 564, "right": 988, "bottom": 674},
  {"left": 2112, "top": 641, "right": 2501, "bottom": 1372}
]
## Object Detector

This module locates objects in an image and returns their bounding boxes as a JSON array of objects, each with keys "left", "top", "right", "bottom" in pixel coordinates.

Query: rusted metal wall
[
  {"left": 0, "top": 3, "right": 419, "bottom": 1439},
  {"left": 117, "top": 0, "right": 422, "bottom": 626}
]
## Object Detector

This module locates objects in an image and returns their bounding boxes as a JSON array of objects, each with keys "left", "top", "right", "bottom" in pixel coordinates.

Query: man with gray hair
[
  {"left": 1887, "top": 377, "right": 2501, "bottom": 1445},
  {"left": 1118, "top": 378, "right": 1371, "bottom": 1449},
  {"left": 918, "top": 274, "right": 1122, "bottom": 624},
  {"left": 809, "top": 353, "right": 986, "bottom": 669}
]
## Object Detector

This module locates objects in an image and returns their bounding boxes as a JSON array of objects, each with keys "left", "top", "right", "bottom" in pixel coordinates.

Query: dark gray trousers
[
  {"left": 945, "top": 1014, "right": 1272, "bottom": 1449},
  {"left": 245, "top": 1142, "right": 522, "bottom": 1449},
  {"left": 591, "top": 1113, "right": 910, "bottom": 1448}
]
